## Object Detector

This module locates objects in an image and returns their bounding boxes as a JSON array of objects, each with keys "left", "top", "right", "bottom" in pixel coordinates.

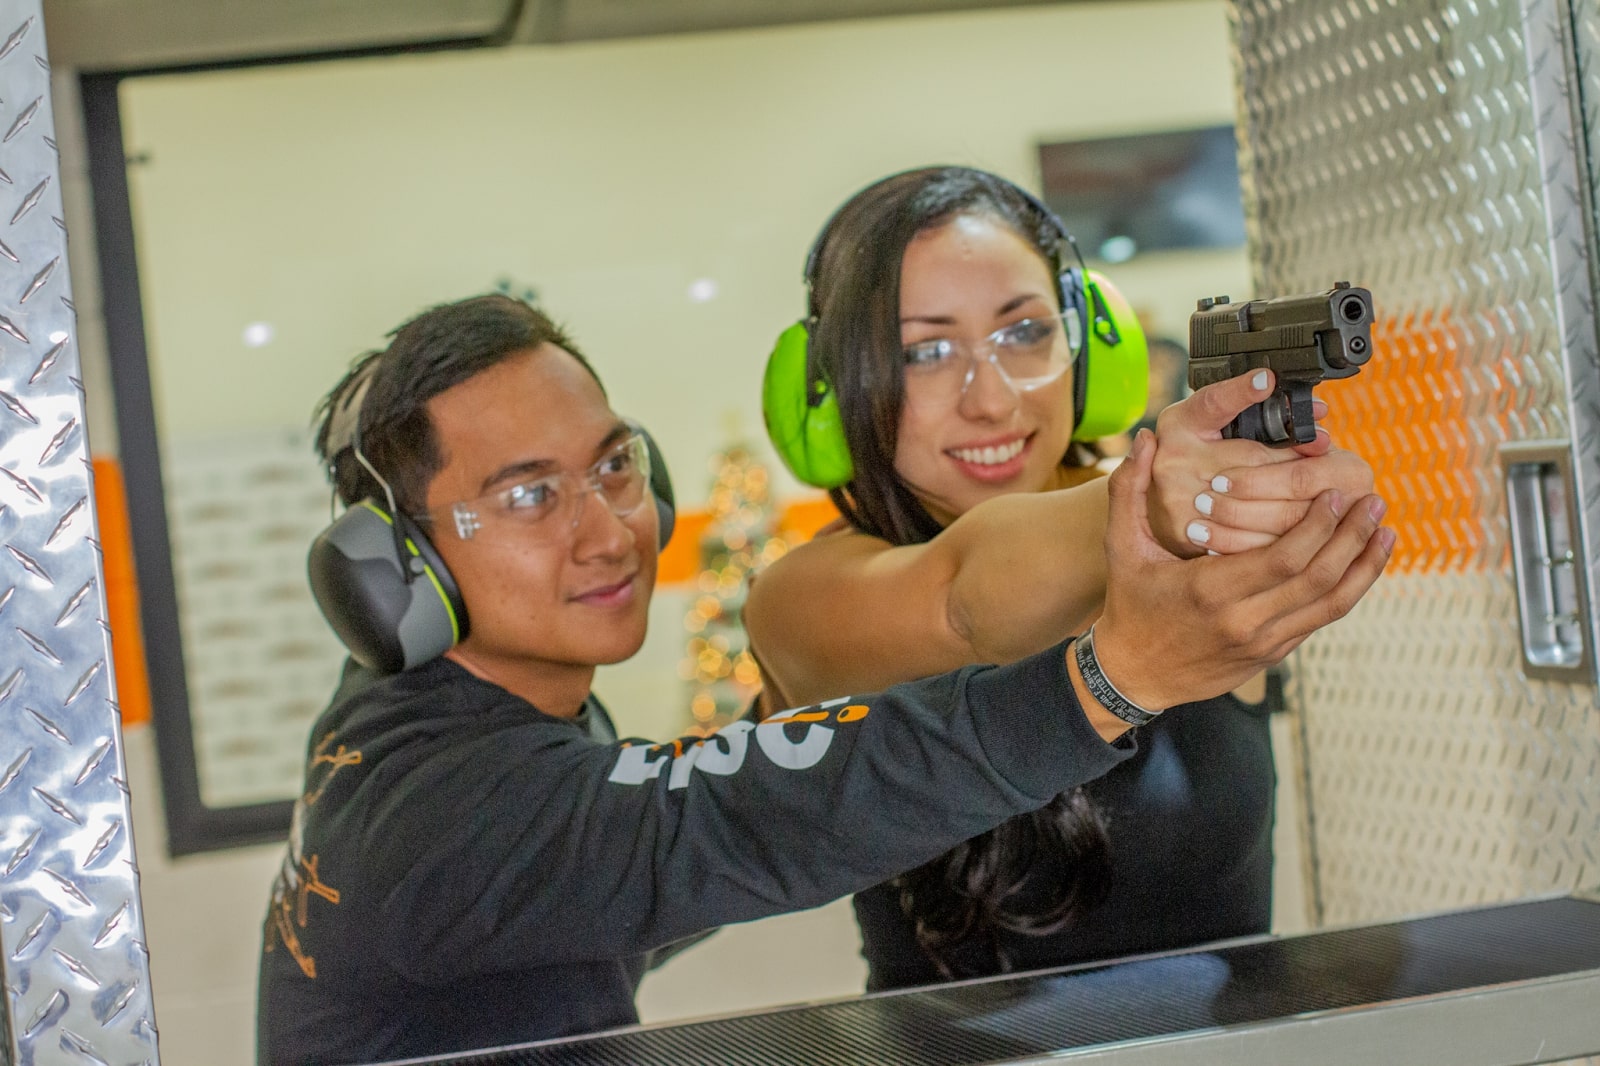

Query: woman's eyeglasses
[{"left": 901, "top": 310, "right": 1081, "bottom": 399}]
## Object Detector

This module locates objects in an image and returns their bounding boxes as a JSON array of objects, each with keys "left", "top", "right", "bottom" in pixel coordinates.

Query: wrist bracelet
[{"left": 1074, "top": 625, "right": 1161, "bottom": 727}]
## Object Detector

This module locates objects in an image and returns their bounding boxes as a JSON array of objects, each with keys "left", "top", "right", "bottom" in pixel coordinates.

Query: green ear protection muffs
[
  {"left": 762, "top": 180, "right": 1149, "bottom": 489},
  {"left": 1073, "top": 268, "right": 1150, "bottom": 441},
  {"left": 307, "top": 363, "right": 677, "bottom": 674},
  {"left": 762, "top": 320, "right": 857, "bottom": 490}
]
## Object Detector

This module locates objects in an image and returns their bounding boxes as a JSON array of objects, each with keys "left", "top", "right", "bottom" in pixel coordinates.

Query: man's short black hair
[{"left": 313, "top": 294, "right": 601, "bottom": 515}]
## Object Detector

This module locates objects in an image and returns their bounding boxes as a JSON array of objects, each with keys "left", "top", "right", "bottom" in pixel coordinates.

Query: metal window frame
[{"left": 76, "top": 26, "right": 520, "bottom": 857}]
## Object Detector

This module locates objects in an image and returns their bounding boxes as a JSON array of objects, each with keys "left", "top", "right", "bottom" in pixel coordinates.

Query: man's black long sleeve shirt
[{"left": 257, "top": 639, "right": 1133, "bottom": 1065}]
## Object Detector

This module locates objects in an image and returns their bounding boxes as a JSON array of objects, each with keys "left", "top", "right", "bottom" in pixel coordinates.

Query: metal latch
[{"left": 1500, "top": 440, "right": 1592, "bottom": 681}]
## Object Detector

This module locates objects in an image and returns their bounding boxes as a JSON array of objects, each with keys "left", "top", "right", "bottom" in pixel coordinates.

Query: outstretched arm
[
  {"left": 745, "top": 474, "right": 1112, "bottom": 709},
  {"left": 749, "top": 369, "right": 1378, "bottom": 711},
  {"left": 370, "top": 642, "right": 1136, "bottom": 975}
]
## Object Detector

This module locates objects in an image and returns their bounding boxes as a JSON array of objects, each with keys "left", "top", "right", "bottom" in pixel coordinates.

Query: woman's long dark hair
[{"left": 808, "top": 166, "right": 1113, "bottom": 977}]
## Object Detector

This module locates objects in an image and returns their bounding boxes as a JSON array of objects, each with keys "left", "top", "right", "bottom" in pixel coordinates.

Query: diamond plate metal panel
[
  {"left": 1229, "top": 0, "right": 1600, "bottom": 961},
  {"left": 0, "top": 4, "right": 160, "bottom": 1064},
  {"left": 1296, "top": 575, "right": 1600, "bottom": 915}
]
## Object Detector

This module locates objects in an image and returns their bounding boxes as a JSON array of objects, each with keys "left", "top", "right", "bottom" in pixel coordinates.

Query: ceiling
[{"left": 41, "top": 0, "right": 1098, "bottom": 74}]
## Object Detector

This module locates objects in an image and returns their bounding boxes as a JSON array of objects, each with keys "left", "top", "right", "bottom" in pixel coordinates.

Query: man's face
[{"left": 421, "top": 344, "right": 657, "bottom": 688}]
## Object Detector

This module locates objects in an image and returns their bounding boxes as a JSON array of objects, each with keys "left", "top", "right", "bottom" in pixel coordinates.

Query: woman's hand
[
  {"left": 1086, "top": 428, "right": 1394, "bottom": 715},
  {"left": 1195, "top": 444, "right": 1375, "bottom": 552},
  {"left": 1147, "top": 370, "right": 1375, "bottom": 557}
]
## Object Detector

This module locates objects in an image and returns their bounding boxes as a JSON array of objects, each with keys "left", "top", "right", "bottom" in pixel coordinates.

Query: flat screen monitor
[{"left": 1038, "top": 124, "right": 1247, "bottom": 263}]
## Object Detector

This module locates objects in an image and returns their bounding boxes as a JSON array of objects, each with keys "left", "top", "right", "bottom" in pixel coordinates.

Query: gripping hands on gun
[{"left": 1187, "top": 283, "right": 1374, "bottom": 447}]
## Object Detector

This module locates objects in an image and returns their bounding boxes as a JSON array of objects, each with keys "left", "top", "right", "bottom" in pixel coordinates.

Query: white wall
[{"left": 70, "top": 3, "right": 1267, "bottom": 1062}]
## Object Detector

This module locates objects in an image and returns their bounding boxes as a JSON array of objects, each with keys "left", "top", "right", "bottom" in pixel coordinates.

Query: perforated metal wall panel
[
  {"left": 1229, "top": 0, "right": 1600, "bottom": 937},
  {"left": 0, "top": 3, "right": 160, "bottom": 1063}
]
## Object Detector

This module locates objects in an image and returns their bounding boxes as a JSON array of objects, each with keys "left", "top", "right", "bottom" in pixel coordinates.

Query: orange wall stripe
[
  {"left": 1317, "top": 310, "right": 1473, "bottom": 575},
  {"left": 775, "top": 495, "right": 843, "bottom": 543},
  {"left": 91, "top": 457, "right": 153, "bottom": 727},
  {"left": 655, "top": 509, "right": 714, "bottom": 585},
  {"left": 656, "top": 495, "right": 840, "bottom": 586}
]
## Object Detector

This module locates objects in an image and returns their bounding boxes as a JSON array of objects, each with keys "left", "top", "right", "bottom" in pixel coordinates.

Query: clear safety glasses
[
  {"left": 438, "top": 432, "right": 652, "bottom": 543},
  {"left": 901, "top": 310, "right": 1081, "bottom": 401}
]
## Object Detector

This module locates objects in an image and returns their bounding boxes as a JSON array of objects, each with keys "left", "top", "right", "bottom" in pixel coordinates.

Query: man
[{"left": 257, "top": 295, "right": 1391, "bottom": 1064}]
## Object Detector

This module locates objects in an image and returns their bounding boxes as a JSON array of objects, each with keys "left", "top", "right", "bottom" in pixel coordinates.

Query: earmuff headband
[
  {"left": 324, "top": 361, "right": 375, "bottom": 461},
  {"left": 333, "top": 360, "right": 423, "bottom": 586}
]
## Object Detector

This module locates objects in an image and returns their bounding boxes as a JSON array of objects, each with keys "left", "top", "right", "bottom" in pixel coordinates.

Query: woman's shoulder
[
  {"left": 743, "top": 515, "right": 967, "bottom": 709},
  {"left": 1048, "top": 459, "right": 1108, "bottom": 490},
  {"left": 746, "top": 522, "right": 888, "bottom": 634},
  {"left": 753, "top": 521, "right": 895, "bottom": 591}
]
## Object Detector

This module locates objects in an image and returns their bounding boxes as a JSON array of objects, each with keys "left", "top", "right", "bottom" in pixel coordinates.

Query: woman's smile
[{"left": 946, "top": 433, "right": 1033, "bottom": 481}]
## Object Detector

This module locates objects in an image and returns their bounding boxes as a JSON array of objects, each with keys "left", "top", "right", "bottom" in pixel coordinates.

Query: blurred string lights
[{"left": 679, "top": 438, "right": 792, "bottom": 732}]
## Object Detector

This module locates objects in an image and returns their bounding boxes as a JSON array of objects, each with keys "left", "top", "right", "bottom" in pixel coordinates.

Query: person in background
[
  {"left": 255, "top": 293, "right": 1390, "bottom": 1064},
  {"left": 1133, "top": 335, "right": 1191, "bottom": 436},
  {"left": 1097, "top": 334, "right": 1189, "bottom": 458},
  {"left": 747, "top": 166, "right": 1381, "bottom": 987}
]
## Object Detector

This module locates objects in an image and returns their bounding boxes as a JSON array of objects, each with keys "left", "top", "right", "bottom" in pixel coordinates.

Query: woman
[{"left": 746, "top": 166, "right": 1376, "bottom": 988}]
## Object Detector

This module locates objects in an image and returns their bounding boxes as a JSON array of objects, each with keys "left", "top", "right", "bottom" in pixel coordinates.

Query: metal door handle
[{"left": 1500, "top": 440, "right": 1592, "bottom": 680}]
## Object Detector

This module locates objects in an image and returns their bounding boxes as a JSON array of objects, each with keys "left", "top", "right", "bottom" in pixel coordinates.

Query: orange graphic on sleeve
[
  {"left": 266, "top": 733, "right": 362, "bottom": 981},
  {"left": 303, "top": 732, "right": 363, "bottom": 806},
  {"left": 267, "top": 852, "right": 343, "bottom": 980},
  {"left": 296, "top": 854, "right": 342, "bottom": 924}
]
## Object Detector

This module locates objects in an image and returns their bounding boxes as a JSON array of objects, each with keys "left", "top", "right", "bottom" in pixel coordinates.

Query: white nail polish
[
  {"left": 1207, "top": 549, "right": 1221, "bottom": 557},
  {"left": 1187, "top": 521, "right": 1211, "bottom": 545},
  {"left": 1252, "top": 370, "right": 1269, "bottom": 391},
  {"left": 1211, "top": 475, "right": 1230, "bottom": 494},
  {"left": 1195, "top": 493, "right": 1214, "bottom": 516}
]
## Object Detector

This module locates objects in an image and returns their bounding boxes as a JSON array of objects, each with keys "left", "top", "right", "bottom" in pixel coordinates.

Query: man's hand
[
  {"left": 1092, "top": 428, "right": 1394, "bottom": 713},
  {"left": 1149, "top": 369, "right": 1376, "bottom": 556}
]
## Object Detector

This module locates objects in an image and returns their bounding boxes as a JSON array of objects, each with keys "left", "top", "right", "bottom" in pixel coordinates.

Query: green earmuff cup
[
  {"left": 1071, "top": 270, "right": 1150, "bottom": 442},
  {"left": 762, "top": 320, "right": 856, "bottom": 489}
]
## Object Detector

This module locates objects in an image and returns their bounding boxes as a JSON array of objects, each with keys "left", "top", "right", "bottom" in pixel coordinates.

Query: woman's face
[{"left": 892, "top": 213, "right": 1075, "bottom": 526}]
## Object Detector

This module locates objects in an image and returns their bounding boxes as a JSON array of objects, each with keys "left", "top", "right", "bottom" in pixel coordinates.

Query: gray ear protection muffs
[
  {"left": 307, "top": 499, "right": 467, "bottom": 675},
  {"left": 306, "top": 362, "right": 676, "bottom": 674}
]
